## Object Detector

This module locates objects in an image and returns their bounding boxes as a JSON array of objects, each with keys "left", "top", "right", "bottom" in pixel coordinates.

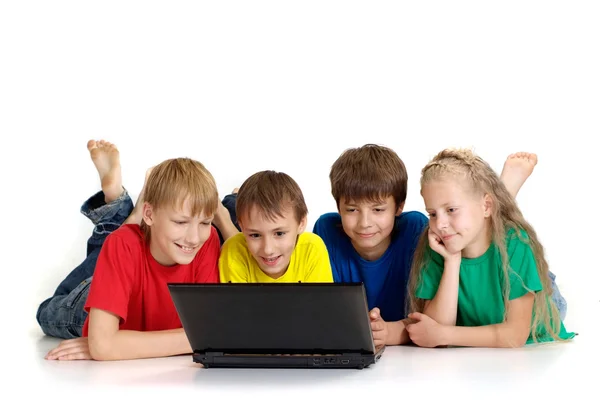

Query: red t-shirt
[{"left": 82, "top": 224, "right": 220, "bottom": 336}]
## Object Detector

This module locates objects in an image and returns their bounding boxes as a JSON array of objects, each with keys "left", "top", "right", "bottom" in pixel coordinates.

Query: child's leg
[
  {"left": 36, "top": 190, "right": 134, "bottom": 339},
  {"left": 214, "top": 188, "right": 241, "bottom": 244},
  {"left": 221, "top": 188, "right": 239, "bottom": 227},
  {"left": 499, "top": 152, "right": 567, "bottom": 320},
  {"left": 36, "top": 139, "right": 134, "bottom": 339}
]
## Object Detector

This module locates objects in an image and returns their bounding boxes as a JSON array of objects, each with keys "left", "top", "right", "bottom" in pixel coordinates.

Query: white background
[{"left": 1, "top": 0, "right": 598, "bottom": 396}]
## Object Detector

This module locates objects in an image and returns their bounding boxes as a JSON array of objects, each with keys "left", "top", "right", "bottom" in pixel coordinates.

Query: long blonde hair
[{"left": 406, "top": 148, "right": 563, "bottom": 343}]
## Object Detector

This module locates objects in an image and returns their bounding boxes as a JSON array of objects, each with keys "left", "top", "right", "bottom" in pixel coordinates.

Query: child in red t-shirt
[{"left": 43, "top": 140, "right": 227, "bottom": 361}]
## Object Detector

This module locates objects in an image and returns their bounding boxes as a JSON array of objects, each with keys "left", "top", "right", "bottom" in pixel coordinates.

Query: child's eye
[
  {"left": 249, "top": 233, "right": 261, "bottom": 239},
  {"left": 174, "top": 221, "right": 187, "bottom": 225},
  {"left": 448, "top": 208, "right": 457, "bottom": 213},
  {"left": 201, "top": 222, "right": 211, "bottom": 226},
  {"left": 427, "top": 213, "right": 436, "bottom": 218},
  {"left": 374, "top": 208, "right": 386, "bottom": 212},
  {"left": 275, "top": 231, "right": 286, "bottom": 237},
  {"left": 345, "top": 208, "right": 356, "bottom": 213}
]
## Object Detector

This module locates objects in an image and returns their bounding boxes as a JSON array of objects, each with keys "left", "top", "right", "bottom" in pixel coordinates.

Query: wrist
[
  {"left": 440, "top": 324, "right": 453, "bottom": 346},
  {"left": 444, "top": 254, "right": 462, "bottom": 268}
]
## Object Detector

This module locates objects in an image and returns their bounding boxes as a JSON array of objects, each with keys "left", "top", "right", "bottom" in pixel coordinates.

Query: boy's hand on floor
[
  {"left": 369, "top": 307, "right": 388, "bottom": 347},
  {"left": 45, "top": 337, "right": 92, "bottom": 361}
]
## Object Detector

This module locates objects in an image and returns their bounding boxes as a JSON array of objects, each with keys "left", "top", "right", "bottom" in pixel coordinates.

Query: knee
[{"left": 36, "top": 298, "right": 52, "bottom": 325}]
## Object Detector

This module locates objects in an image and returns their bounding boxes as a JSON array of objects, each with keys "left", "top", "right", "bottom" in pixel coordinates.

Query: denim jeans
[
  {"left": 36, "top": 190, "right": 134, "bottom": 339},
  {"left": 549, "top": 270, "right": 567, "bottom": 320},
  {"left": 216, "top": 193, "right": 240, "bottom": 245}
]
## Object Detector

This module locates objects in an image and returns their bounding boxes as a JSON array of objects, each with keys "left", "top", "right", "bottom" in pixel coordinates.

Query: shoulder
[
  {"left": 104, "top": 224, "right": 145, "bottom": 251},
  {"left": 314, "top": 212, "right": 342, "bottom": 230},
  {"left": 221, "top": 232, "right": 249, "bottom": 254},
  {"left": 505, "top": 228, "right": 533, "bottom": 255},
  {"left": 313, "top": 212, "right": 344, "bottom": 240},
  {"left": 111, "top": 223, "right": 145, "bottom": 240},
  {"left": 297, "top": 232, "right": 327, "bottom": 248},
  {"left": 392, "top": 211, "right": 428, "bottom": 246},
  {"left": 396, "top": 211, "right": 428, "bottom": 230},
  {"left": 195, "top": 226, "right": 221, "bottom": 259}
]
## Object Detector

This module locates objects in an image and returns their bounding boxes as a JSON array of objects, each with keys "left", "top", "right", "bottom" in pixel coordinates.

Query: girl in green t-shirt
[{"left": 405, "top": 148, "right": 574, "bottom": 348}]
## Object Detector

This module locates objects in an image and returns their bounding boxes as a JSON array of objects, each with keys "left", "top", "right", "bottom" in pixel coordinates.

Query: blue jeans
[
  {"left": 216, "top": 193, "right": 240, "bottom": 244},
  {"left": 36, "top": 190, "right": 134, "bottom": 339},
  {"left": 549, "top": 270, "right": 567, "bottom": 320}
]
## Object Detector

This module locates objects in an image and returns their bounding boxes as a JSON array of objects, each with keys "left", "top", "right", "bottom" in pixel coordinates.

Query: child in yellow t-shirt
[{"left": 219, "top": 170, "right": 334, "bottom": 283}]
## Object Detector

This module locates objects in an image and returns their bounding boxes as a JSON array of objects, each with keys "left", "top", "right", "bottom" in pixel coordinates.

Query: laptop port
[{"left": 341, "top": 359, "right": 350, "bottom": 365}]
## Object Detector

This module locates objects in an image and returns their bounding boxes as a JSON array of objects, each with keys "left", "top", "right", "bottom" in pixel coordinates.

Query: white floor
[{"left": 22, "top": 304, "right": 598, "bottom": 399}]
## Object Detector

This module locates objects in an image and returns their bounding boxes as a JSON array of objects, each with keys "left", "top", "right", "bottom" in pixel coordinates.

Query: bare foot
[
  {"left": 500, "top": 152, "right": 538, "bottom": 198},
  {"left": 123, "top": 167, "right": 153, "bottom": 225},
  {"left": 87, "top": 139, "right": 123, "bottom": 203}
]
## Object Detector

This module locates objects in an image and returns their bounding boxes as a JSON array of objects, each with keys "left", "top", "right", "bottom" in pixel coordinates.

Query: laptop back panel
[{"left": 168, "top": 283, "right": 383, "bottom": 369}]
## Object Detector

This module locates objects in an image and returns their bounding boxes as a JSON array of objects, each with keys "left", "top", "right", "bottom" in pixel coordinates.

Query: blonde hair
[
  {"left": 140, "top": 158, "right": 218, "bottom": 240},
  {"left": 406, "top": 148, "right": 563, "bottom": 343}
]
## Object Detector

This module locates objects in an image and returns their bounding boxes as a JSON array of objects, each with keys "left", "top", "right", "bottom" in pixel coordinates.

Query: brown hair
[
  {"left": 330, "top": 144, "right": 408, "bottom": 209},
  {"left": 236, "top": 170, "right": 308, "bottom": 224},
  {"left": 140, "top": 158, "right": 218, "bottom": 240},
  {"left": 407, "top": 148, "right": 563, "bottom": 343}
]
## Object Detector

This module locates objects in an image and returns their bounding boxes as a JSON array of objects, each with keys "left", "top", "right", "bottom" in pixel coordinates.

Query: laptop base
[{"left": 194, "top": 351, "right": 384, "bottom": 370}]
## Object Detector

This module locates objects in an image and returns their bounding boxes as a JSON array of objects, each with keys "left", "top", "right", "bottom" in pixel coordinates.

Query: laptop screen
[{"left": 168, "top": 283, "right": 376, "bottom": 355}]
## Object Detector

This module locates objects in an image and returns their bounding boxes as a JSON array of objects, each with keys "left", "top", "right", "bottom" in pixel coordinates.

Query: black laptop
[{"left": 168, "top": 282, "right": 385, "bottom": 369}]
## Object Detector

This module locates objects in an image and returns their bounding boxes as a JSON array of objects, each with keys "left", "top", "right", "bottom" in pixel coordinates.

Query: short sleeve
[
  {"left": 218, "top": 233, "right": 252, "bottom": 283},
  {"left": 415, "top": 247, "right": 444, "bottom": 300},
  {"left": 301, "top": 234, "right": 334, "bottom": 283},
  {"left": 84, "top": 233, "right": 137, "bottom": 323},
  {"left": 506, "top": 231, "right": 543, "bottom": 300},
  {"left": 193, "top": 227, "right": 220, "bottom": 283},
  {"left": 312, "top": 213, "right": 343, "bottom": 282}
]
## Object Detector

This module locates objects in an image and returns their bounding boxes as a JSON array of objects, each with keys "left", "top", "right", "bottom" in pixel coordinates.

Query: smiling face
[
  {"left": 143, "top": 197, "right": 214, "bottom": 266},
  {"left": 421, "top": 177, "right": 492, "bottom": 258},
  {"left": 239, "top": 205, "right": 307, "bottom": 279},
  {"left": 338, "top": 195, "right": 402, "bottom": 261}
]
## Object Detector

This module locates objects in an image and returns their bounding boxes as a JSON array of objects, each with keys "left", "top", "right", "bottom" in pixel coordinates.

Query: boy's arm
[
  {"left": 369, "top": 308, "right": 411, "bottom": 346},
  {"left": 386, "top": 319, "right": 411, "bottom": 345},
  {"left": 88, "top": 308, "right": 192, "bottom": 360}
]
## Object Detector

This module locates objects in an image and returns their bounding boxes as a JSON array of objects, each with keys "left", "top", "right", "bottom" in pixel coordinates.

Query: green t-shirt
[{"left": 415, "top": 229, "right": 574, "bottom": 344}]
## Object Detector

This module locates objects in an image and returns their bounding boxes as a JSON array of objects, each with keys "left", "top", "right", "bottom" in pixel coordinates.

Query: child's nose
[
  {"left": 359, "top": 213, "right": 372, "bottom": 228},
  {"left": 185, "top": 225, "right": 201, "bottom": 245},
  {"left": 262, "top": 237, "right": 275, "bottom": 255},
  {"left": 436, "top": 215, "right": 449, "bottom": 231}
]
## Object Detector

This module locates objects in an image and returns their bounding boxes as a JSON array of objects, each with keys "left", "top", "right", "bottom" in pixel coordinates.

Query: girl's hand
[
  {"left": 428, "top": 229, "right": 461, "bottom": 261},
  {"left": 406, "top": 312, "right": 447, "bottom": 348}
]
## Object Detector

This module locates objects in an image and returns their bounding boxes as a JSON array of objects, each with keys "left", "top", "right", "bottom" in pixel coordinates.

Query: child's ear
[
  {"left": 483, "top": 194, "right": 493, "bottom": 217},
  {"left": 395, "top": 201, "right": 405, "bottom": 216},
  {"left": 297, "top": 216, "right": 308, "bottom": 234},
  {"left": 142, "top": 203, "right": 154, "bottom": 226}
]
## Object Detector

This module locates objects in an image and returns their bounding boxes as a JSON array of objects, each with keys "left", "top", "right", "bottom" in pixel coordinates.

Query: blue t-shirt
[{"left": 313, "top": 211, "right": 428, "bottom": 321}]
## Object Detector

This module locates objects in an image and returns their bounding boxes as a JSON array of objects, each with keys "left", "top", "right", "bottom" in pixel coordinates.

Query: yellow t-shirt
[{"left": 219, "top": 232, "right": 334, "bottom": 283}]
